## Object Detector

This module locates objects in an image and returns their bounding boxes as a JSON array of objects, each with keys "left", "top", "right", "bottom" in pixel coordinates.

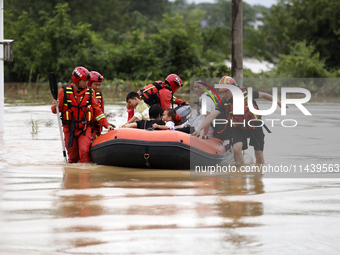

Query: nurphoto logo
[{"left": 200, "top": 84, "right": 312, "bottom": 128}]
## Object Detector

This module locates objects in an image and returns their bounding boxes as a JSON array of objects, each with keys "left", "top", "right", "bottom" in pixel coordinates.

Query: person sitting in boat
[
  {"left": 122, "top": 91, "right": 150, "bottom": 127},
  {"left": 138, "top": 74, "right": 189, "bottom": 111},
  {"left": 126, "top": 102, "right": 135, "bottom": 121},
  {"left": 152, "top": 109, "right": 182, "bottom": 130},
  {"left": 87, "top": 71, "right": 106, "bottom": 139},
  {"left": 123, "top": 104, "right": 165, "bottom": 130}
]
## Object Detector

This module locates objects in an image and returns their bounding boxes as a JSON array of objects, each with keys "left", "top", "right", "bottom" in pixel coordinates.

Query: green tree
[
  {"left": 4, "top": 1, "right": 232, "bottom": 83},
  {"left": 262, "top": 0, "right": 340, "bottom": 68},
  {"left": 4, "top": 0, "right": 135, "bottom": 33},
  {"left": 244, "top": 27, "right": 273, "bottom": 62},
  {"left": 106, "top": 14, "right": 205, "bottom": 80},
  {"left": 203, "top": 0, "right": 255, "bottom": 28},
  {"left": 127, "top": 0, "right": 170, "bottom": 23},
  {"left": 4, "top": 0, "right": 55, "bottom": 22},
  {"left": 274, "top": 41, "right": 329, "bottom": 78},
  {"left": 5, "top": 3, "right": 108, "bottom": 82},
  {"left": 66, "top": 0, "right": 129, "bottom": 32},
  {"left": 4, "top": 11, "right": 41, "bottom": 81},
  {"left": 201, "top": 26, "right": 231, "bottom": 62}
]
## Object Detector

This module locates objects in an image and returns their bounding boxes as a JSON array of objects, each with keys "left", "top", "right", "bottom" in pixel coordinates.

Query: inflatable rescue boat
[{"left": 90, "top": 128, "right": 233, "bottom": 170}]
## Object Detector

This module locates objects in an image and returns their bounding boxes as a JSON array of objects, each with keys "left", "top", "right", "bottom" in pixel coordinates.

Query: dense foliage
[
  {"left": 252, "top": 0, "right": 340, "bottom": 70},
  {"left": 273, "top": 42, "right": 329, "bottom": 78},
  {"left": 3, "top": 0, "right": 340, "bottom": 83},
  {"left": 4, "top": 1, "right": 237, "bottom": 83}
]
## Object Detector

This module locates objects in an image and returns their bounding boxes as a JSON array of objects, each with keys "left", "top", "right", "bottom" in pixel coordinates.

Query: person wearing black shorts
[
  {"left": 193, "top": 76, "right": 283, "bottom": 165},
  {"left": 233, "top": 124, "right": 265, "bottom": 151}
]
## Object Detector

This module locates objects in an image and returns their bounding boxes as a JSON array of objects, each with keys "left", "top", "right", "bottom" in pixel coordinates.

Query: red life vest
[
  {"left": 93, "top": 90, "right": 104, "bottom": 136},
  {"left": 62, "top": 84, "right": 93, "bottom": 130},
  {"left": 212, "top": 99, "right": 233, "bottom": 140},
  {"left": 227, "top": 87, "right": 260, "bottom": 130},
  {"left": 95, "top": 90, "right": 104, "bottom": 110},
  {"left": 138, "top": 81, "right": 172, "bottom": 106}
]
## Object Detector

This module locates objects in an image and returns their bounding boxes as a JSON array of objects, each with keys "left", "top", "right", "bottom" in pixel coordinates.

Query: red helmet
[
  {"left": 218, "top": 75, "right": 237, "bottom": 92},
  {"left": 165, "top": 74, "right": 182, "bottom": 92},
  {"left": 87, "top": 71, "right": 104, "bottom": 87},
  {"left": 71, "top": 66, "right": 91, "bottom": 84}
]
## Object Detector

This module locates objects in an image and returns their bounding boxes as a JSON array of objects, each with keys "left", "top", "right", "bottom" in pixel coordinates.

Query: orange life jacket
[
  {"left": 62, "top": 84, "right": 93, "bottom": 130},
  {"left": 95, "top": 90, "right": 103, "bottom": 110},
  {"left": 138, "top": 81, "right": 172, "bottom": 106},
  {"left": 93, "top": 90, "right": 104, "bottom": 136}
]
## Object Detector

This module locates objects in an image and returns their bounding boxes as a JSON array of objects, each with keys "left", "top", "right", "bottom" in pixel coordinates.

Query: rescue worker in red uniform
[
  {"left": 87, "top": 71, "right": 105, "bottom": 139},
  {"left": 138, "top": 74, "right": 189, "bottom": 111},
  {"left": 51, "top": 66, "right": 114, "bottom": 163},
  {"left": 193, "top": 76, "right": 283, "bottom": 165}
]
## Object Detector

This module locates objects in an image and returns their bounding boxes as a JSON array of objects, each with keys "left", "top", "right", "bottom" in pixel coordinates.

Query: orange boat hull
[{"left": 90, "top": 129, "right": 232, "bottom": 169}]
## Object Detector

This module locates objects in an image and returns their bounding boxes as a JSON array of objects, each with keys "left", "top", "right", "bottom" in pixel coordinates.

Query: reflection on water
[
  {"left": 50, "top": 167, "right": 265, "bottom": 252},
  {"left": 0, "top": 100, "right": 340, "bottom": 254}
]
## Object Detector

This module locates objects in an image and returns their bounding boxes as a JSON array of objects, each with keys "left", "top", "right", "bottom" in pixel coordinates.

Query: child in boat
[
  {"left": 122, "top": 91, "right": 150, "bottom": 127},
  {"left": 124, "top": 105, "right": 165, "bottom": 130},
  {"left": 152, "top": 109, "right": 182, "bottom": 130}
]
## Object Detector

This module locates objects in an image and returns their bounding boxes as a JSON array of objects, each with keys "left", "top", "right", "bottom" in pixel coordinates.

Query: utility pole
[
  {"left": 231, "top": 0, "right": 243, "bottom": 87},
  {"left": 0, "top": 0, "right": 4, "bottom": 132}
]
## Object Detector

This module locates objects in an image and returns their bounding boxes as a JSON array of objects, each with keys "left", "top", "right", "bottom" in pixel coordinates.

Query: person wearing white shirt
[{"left": 193, "top": 78, "right": 215, "bottom": 138}]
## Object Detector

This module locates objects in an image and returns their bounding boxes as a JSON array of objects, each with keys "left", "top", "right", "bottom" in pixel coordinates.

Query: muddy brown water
[{"left": 0, "top": 97, "right": 340, "bottom": 254}]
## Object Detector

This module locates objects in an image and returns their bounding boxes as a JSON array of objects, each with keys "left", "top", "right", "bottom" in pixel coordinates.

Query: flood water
[{"left": 1, "top": 96, "right": 340, "bottom": 254}]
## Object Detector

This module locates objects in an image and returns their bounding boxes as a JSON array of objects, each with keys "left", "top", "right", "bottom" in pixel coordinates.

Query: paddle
[{"left": 49, "top": 72, "right": 68, "bottom": 165}]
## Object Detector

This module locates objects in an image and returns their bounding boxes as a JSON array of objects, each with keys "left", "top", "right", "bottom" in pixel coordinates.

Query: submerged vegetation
[{"left": 30, "top": 117, "right": 39, "bottom": 135}]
